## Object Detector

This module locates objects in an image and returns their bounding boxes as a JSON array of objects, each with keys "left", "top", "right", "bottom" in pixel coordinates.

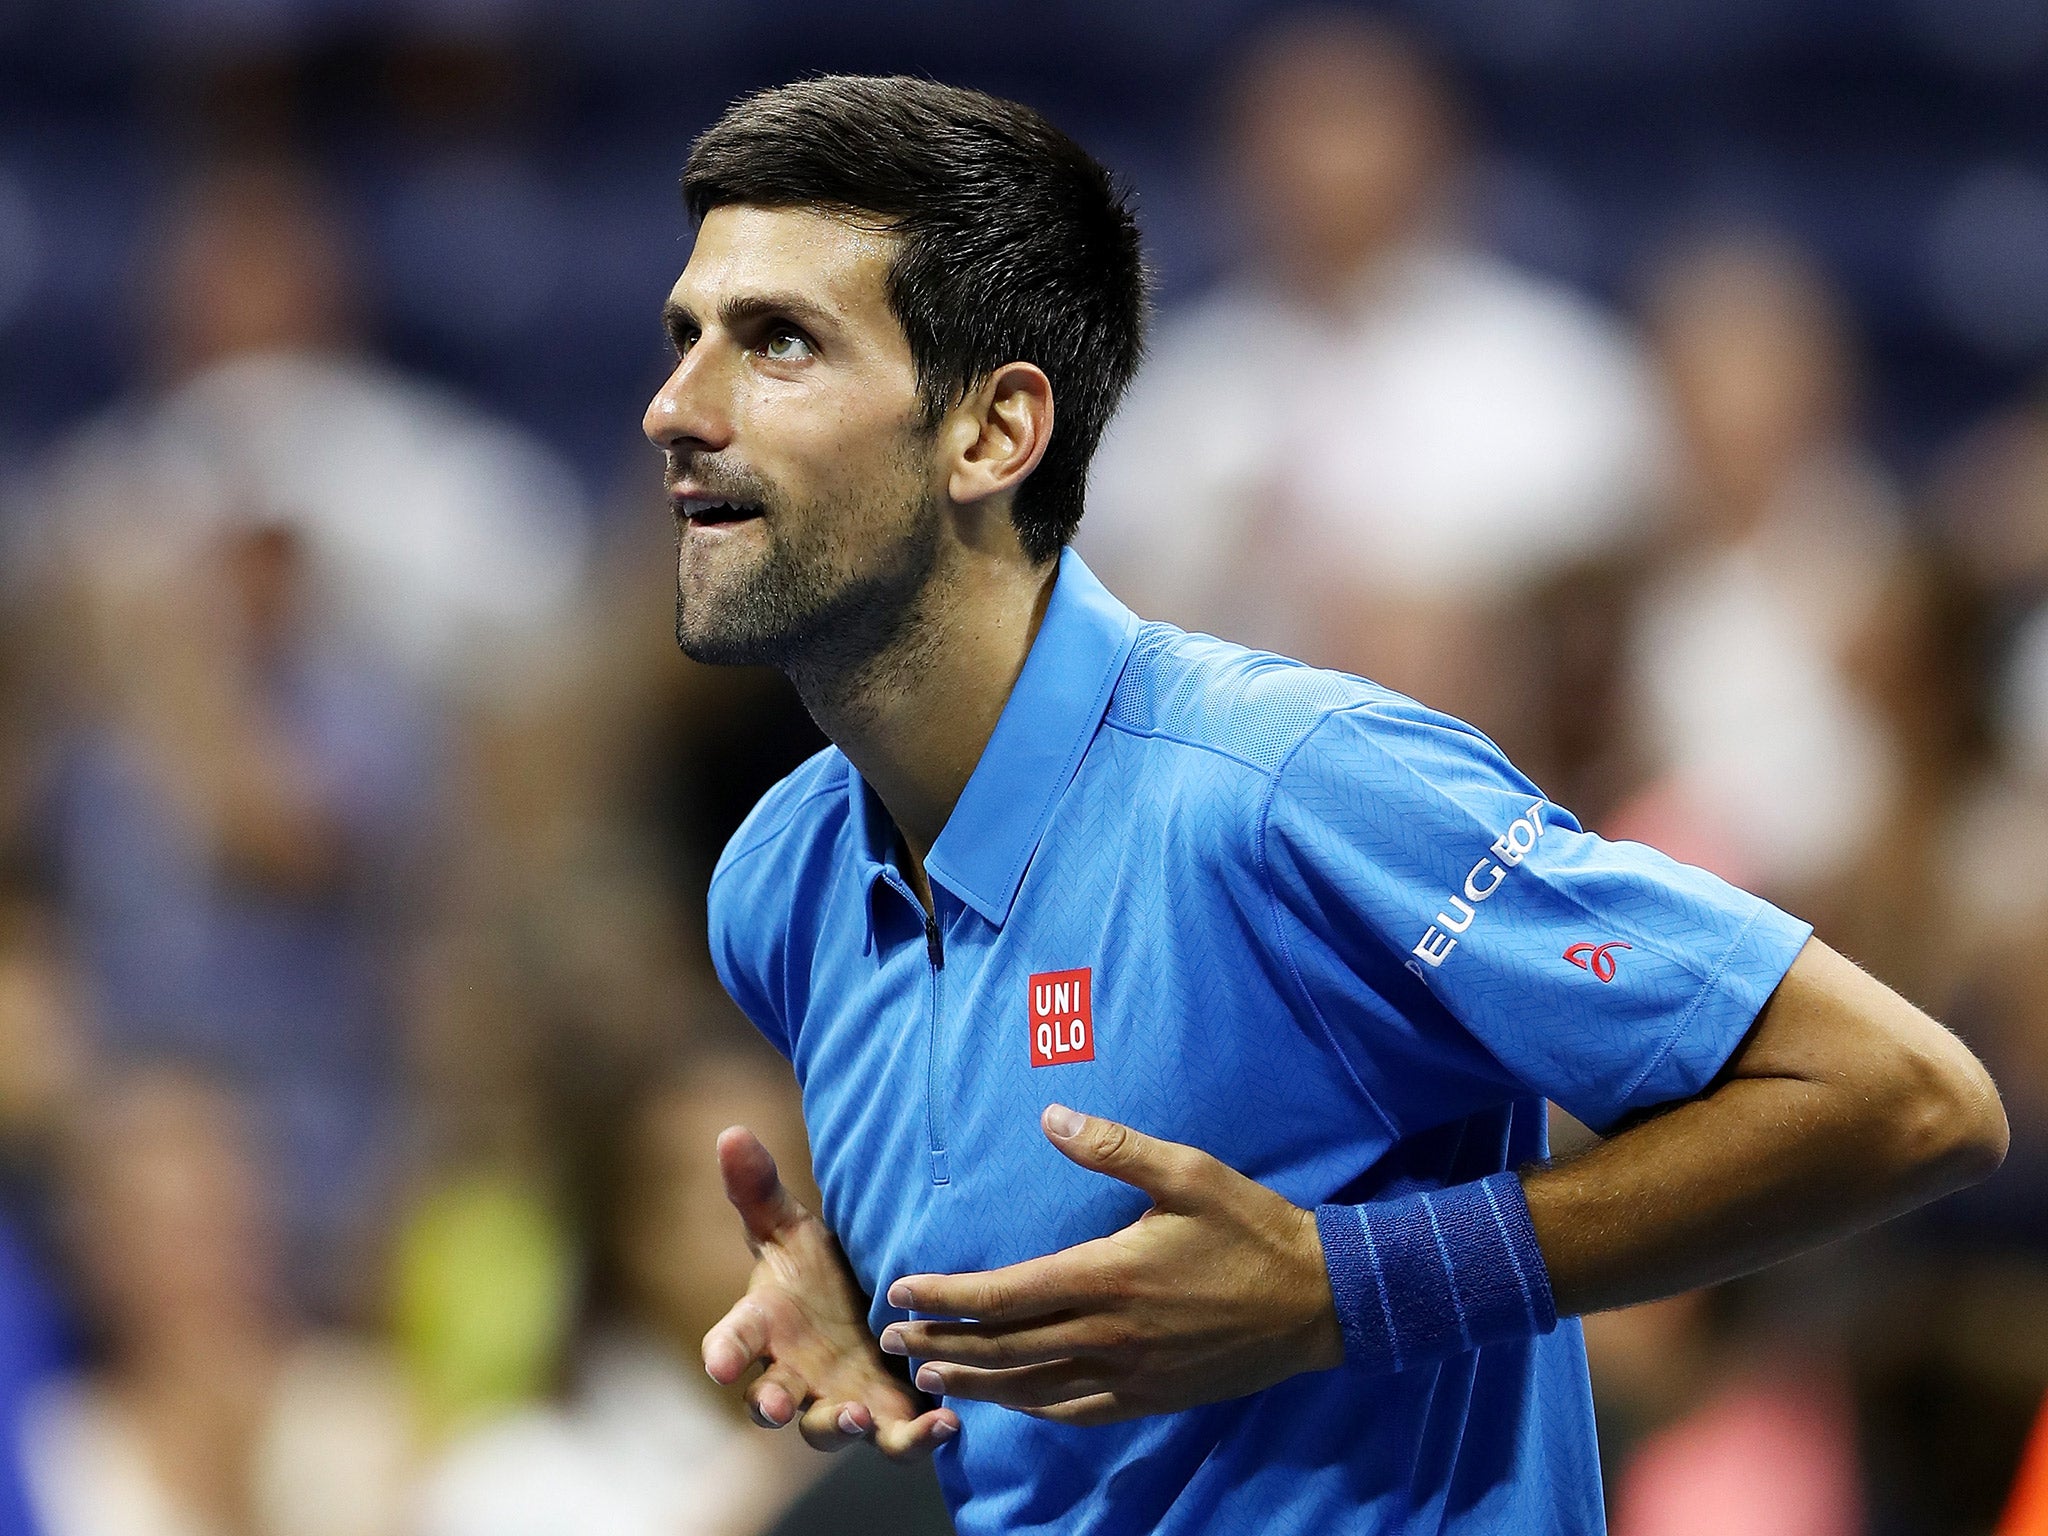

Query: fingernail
[
  {"left": 1044, "top": 1103, "right": 1083, "bottom": 1139},
  {"left": 888, "top": 1281, "right": 914, "bottom": 1308},
  {"left": 916, "top": 1365, "right": 944, "bottom": 1394},
  {"left": 931, "top": 1420, "right": 957, "bottom": 1441},
  {"left": 837, "top": 1407, "right": 863, "bottom": 1436},
  {"left": 879, "top": 1326, "right": 908, "bottom": 1356}
]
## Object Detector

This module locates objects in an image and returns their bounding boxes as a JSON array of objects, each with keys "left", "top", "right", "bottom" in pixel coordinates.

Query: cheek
[
  {"left": 745, "top": 400, "right": 930, "bottom": 519},
  {"left": 821, "top": 448, "right": 938, "bottom": 562}
]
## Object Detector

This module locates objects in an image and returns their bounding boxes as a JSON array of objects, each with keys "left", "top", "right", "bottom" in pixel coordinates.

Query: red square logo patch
[{"left": 1028, "top": 968, "right": 1094, "bottom": 1067}]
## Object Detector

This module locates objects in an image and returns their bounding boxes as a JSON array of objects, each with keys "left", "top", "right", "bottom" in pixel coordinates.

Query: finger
[
  {"left": 887, "top": 1239, "right": 1114, "bottom": 1322},
  {"left": 1022, "top": 1392, "right": 1129, "bottom": 1427},
  {"left": 883, "top": 1317, "right": 1108, "bottom": 1371},
  {"left": 1040, "top": 1103, "right": 1219, "bottom": 1207},
  {"left": 718, "top": 1126, "right": 812, "bottom": 1247},
  {"left": 914, "top": 1359, "right": 1108, "bottom": 1412},
  {"left": 871, "top": 1406, "right": 960, "bottom": 1461},
  {"left": 798, "top": 1398, "right": 870, "bottom": 1453},
  {"left": 745, "top": 1364, "right": 810, "bottom": 1429},
  {"left": 702, "top": 1296, "right": 774, "bottom": 1385}
]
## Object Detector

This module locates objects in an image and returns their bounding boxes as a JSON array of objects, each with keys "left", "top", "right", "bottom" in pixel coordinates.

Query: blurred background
[{"left": 1, "top": 1, "right": 2047, "bottom": 1532}]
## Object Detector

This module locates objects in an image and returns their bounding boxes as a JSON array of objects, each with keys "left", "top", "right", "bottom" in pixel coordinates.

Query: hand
[
  {"left": 879, "top": 1105, "right": 1343, "bottom": 1426},
  {"left": 703, "top": 1126, "right": 960, "bottom": 1458}
]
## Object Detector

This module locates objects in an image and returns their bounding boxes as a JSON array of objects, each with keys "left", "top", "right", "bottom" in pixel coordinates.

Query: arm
[
  {"left": 1527, "top": 935, "right": 2007, "bottom": 1314},
  {"left": 886, "top": 937, "right": 2006, "bottom": 1423}
]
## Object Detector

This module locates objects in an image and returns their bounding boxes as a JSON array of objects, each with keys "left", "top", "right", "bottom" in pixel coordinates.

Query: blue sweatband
[{"left": 1314, "top": 1171, "right": 1557, "bottom": 1374}]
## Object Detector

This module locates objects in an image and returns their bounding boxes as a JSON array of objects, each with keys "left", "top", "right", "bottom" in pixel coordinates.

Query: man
[
  {"left": 1081, "top": 14, "right": 1666, "bottom": 766},
  {"left": 644, "top": 77, "right": 2008, "bottom": 1534}
]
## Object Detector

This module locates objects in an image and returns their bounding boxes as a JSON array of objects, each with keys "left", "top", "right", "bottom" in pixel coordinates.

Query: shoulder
[
  {"left": 704, "top": 749, "right": 857, "bottom": 1060},
  {"left": 1095, "top": 623, "right": 1558, "bottom": 861},
  {"left": 1259, "top": 687, "right": 1570, "bottom": 900},
  {"left": 1103, "top": 621, "right": 1408, "bottom": 779},
  {"left": 1265, "top": 684, "right": 1550, "bottom": 840}
]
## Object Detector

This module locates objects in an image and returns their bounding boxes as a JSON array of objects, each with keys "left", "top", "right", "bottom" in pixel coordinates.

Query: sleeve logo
[
  {"left": 1563, "top": 941, "right": 1631, "bottom": 982},
  {"left": 1028, "top": 968, "right": 1094, "bottom": 1067},
  {"left": 1411, "top": 799, "right": 1548, "bottom": 971}
]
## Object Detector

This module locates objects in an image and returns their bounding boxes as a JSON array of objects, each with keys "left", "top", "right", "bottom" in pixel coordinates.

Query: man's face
[{"left": 644, "top": 204, "right": 943, "bottom": 672}]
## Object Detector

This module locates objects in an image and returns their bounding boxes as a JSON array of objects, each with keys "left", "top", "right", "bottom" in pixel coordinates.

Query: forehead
[{"left": 669, "top": 203, "right": 901, "bottom": 325}]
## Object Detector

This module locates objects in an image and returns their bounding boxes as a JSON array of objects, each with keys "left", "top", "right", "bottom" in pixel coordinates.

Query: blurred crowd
[{"left": 1, "top": 6, "right": 2045, "bottom": 1535}]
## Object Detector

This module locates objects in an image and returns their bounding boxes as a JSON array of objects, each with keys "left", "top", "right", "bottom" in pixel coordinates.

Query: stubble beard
[{"left": 673, "top": 457, "right": 947, "bottom": 705}]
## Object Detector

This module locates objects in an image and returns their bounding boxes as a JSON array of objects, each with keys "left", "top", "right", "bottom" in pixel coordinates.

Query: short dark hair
[{"left": 683, "top": 75, "right": 1147, "bottom": 563}]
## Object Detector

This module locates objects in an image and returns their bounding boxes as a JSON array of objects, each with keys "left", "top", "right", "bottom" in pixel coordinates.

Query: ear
[{"left": 946, "top": 362, "right": 1055, "bottom": 510}]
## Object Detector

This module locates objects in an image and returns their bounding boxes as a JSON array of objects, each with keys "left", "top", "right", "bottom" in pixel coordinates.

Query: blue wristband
[{"left": 1314, "top": 1171, "right": 1557, "bottom": 1374}]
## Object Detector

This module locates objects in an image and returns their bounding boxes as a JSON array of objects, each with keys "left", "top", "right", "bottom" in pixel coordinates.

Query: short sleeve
[
  {"left": 706, "top": 868, "right": 793, "bottom": 1062},
  {"left": 1261, "top": 701, "right": 1812, "bottom": 1133}
]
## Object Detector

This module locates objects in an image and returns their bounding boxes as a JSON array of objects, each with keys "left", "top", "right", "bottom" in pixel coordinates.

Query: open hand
[
  {"left": 703, "top": 1126, "right": 959, "bottom": 1457},
  {"left": 879, "top": 1105, "right": 1344, "bottom": 1426}
]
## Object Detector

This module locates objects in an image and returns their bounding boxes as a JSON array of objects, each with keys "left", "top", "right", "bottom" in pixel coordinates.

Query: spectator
[
  {"left": 1890, "top": 390, "right": 2048, "bottom": 1255},
  {"left": 0, "top": 900, "right": 85, "bottom": 1536},
  {"left": 14, "top": 158, "right": 589, "bottom": 705},
  {"left": 413, "top": 1044, "right": 828, "bottom": 1536},
  {"left": 20, "top": 1067, "right": 413, "bottom": 1536},
  {"left": 1082, "top": 9, "right": 1666, "bottom": 760},
  {"left": 1611, "top": 233, "right": 1908, "bottom": 904},
  {"left": 1935, "top": 383, "right": 2048, "bottom": 790},
  {"left": 1585, "top": 1289, "right": 1863, "bottom": 1536},
  {"left": 31, "top": 507, "right": 435, "bottom": 1319},
  {"left": 0, "top": 899, "right": 88, "bottom": 1276}
]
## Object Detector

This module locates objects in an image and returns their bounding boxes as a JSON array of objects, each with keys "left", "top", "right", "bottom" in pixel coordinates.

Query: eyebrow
[{"left": 663, "top": 291, "right": 839, "bottom": 339}]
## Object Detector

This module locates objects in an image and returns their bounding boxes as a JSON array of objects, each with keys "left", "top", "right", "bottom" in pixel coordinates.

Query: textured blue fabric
[
  {"left": 1317, "top": 1172, "right": 1556, "bottom": 1376},
  {"left": 708, "top": 550, "right": 1813, "bottom": 1536}
]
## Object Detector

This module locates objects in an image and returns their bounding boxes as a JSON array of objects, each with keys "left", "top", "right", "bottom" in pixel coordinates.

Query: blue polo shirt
[{"left": 708, "top": 550, "right": 1811, "bottom": 1535}]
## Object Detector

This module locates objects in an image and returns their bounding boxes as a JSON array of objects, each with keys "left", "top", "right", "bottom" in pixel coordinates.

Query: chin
[
  {"left": 675, "top": 613, "right": 751, "bottom": 667},
  {"left": 674, "top": 598, "right": 787, "bottom": 669}
]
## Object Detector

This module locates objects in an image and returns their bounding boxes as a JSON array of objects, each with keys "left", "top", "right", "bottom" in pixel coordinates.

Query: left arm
[
  {"left": 1526, "top": 935, "right": 2005, "bottom": 1316},
  {"left": 885, "top": 937, "right": 2007, "bottom": 1424}
]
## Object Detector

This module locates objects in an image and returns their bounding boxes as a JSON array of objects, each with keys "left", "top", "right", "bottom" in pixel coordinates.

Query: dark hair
[{"left": 683, "top": 75, "right": 1148, "bottom": 563}]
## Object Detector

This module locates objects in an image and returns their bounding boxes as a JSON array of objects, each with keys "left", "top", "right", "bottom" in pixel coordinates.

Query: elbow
[
  {"left": 1960, "top": 1071, "right": 2012, "bottom": 1182},
  {"left": 1893, "top": 1041, "right": 2009, "bottom": 1194}
]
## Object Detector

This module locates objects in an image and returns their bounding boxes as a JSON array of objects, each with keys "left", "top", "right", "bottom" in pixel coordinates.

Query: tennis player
[{"left": 647, "top": 75, "right": 2009, "bottom": 1535}]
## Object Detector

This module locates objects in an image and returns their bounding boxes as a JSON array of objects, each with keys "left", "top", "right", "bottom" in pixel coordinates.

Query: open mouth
[{"left": 677, "top": 495, "right": 764, "bottom": 527}]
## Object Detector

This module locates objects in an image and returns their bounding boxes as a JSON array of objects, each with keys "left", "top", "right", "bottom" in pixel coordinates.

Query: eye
[{"left": 762, "top": 328, "right": 814, "bottom": 362}]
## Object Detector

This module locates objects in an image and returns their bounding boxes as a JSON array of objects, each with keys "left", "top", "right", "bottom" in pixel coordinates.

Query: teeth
[{"left": 681, "top": 496, "right": 749, "bottom": 519}]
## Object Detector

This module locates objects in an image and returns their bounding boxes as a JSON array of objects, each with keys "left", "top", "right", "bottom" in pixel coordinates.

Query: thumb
[
  {"left": 717, "top": 1125, "right": 811, "bottom": 1247},
  {"left": 1040, "top": 1104, "right": 1216, "bottom": 1208}
]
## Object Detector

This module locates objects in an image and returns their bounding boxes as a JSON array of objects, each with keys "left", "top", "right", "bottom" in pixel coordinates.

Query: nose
[{"left": 643, "top": 341, "right": 734, "bottom": 455}]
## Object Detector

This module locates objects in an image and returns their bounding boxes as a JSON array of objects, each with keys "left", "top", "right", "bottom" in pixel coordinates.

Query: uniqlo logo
[{"left": 1028, "top": 968, "right": 1094, "bottom": 1067}]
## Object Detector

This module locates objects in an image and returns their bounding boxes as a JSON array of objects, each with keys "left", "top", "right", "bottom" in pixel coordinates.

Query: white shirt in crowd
[
  {"left": 413, "top": 1332, "right": 819, "bottom": 1536},
  {"left": 1081, "top": 239, "right": 1669, "bottom": 660},
  {"left": 13, "top": 348, "right": 590, "bottom": 703},
  {"left": 22, "top": 1340, "right": 414, "bottom": 1536}
]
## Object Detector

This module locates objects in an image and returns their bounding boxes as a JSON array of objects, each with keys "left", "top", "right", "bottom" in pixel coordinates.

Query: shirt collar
[{"left": 846, "top": 548, "right": 1139, "bottom": 929}]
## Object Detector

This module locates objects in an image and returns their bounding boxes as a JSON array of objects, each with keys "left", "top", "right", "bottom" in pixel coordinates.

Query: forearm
[
  {"left": 1526, "top": 1074, "right": 1971, "bottom": 1315},
  {"left": 1524, "top": 939, "right": 2008, "bottom": 1318}
]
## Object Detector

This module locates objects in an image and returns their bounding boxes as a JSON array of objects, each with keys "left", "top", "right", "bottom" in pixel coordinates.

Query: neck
[{"left": 793, "top": 549, "right": 1058, "bottom": 885}]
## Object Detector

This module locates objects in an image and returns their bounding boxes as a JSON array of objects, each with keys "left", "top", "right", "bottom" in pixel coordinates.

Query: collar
[{"left": 848, "top": 548, "right": 1139, "bottom": 930}]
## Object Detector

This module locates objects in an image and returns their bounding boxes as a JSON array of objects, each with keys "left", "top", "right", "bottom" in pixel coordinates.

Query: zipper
[{"left": 924, "top": 909, "right": 949, "bottom": 1186}]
